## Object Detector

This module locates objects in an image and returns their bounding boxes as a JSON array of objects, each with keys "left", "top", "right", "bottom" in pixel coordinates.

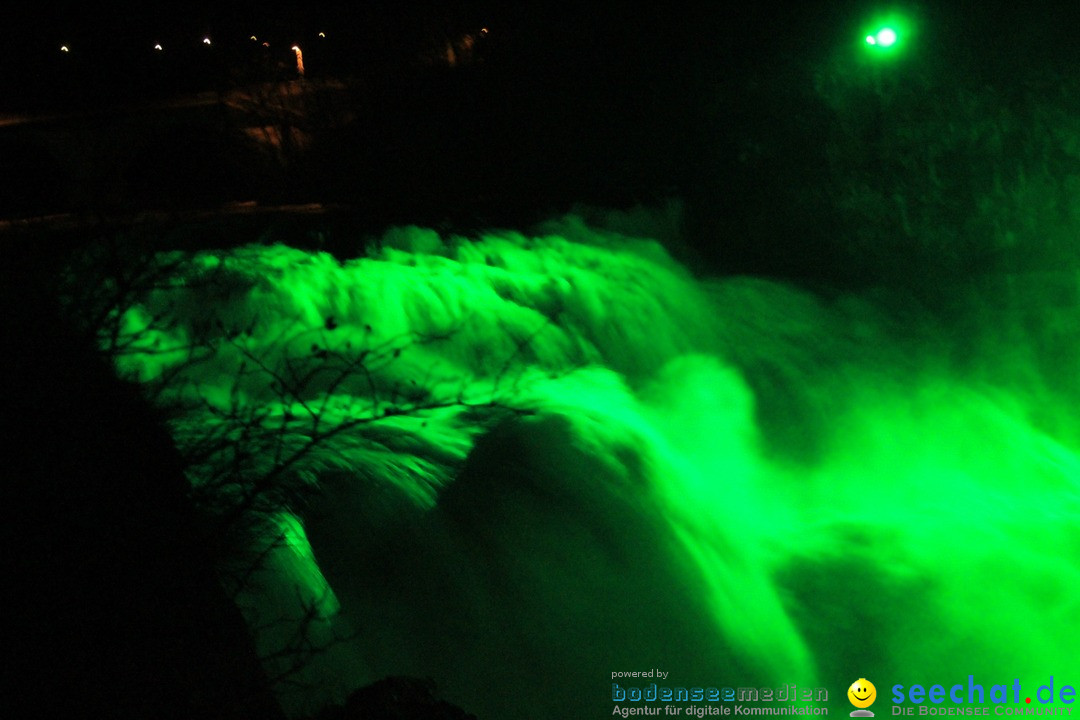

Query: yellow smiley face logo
[{"left": 848, "top": 678, "right": 877, "bottom": 708}]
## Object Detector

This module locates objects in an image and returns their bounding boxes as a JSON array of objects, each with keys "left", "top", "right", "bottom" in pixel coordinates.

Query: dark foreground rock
[{"left": 313, "top": 677, "right": 478, "bottom": 720}]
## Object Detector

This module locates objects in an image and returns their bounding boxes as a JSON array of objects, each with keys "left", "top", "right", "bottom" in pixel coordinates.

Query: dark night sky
[
  {"left": 1, "top": 1, "right": 1077, "bottom": 51},
  {"left": 4, "top": 0, "right": 1080, "bottom": 182},
  {"left": 4, "top": 2, "right": 1080, "bottom": 101}
]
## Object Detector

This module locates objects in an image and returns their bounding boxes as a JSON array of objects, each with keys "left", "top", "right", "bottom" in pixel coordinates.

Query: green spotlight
[
  {"left": 861, "top": 13, "right": 913, "bottom": 58},
  {"left": 865, "top": 26, "right": 901, "bottom": 50},
  {"left": 874, "top": 28, "right": 898, "bottom": 47}
]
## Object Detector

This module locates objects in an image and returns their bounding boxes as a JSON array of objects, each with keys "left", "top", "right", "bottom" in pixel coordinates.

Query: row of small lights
[{"left": 59, "top": 32, "right": 328, "bottom": 54}]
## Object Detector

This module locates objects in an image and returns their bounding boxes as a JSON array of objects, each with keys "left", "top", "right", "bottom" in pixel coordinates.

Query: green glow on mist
[{"left": 102, "top": 216, "right": 1080, "bottom": 717}]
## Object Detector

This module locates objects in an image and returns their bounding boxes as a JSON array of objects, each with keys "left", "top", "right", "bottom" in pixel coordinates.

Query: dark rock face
[
  {"left": 0, "top": 238, "right": 283, "bottom": 719},
  {"left": 313, "top": 677, "right": 478, "bottom": 720}
]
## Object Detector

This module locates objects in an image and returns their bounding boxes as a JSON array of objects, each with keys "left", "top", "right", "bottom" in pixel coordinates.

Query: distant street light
[
  {"left": 154, "top": 43, "right": 163, "bottom": 51},
  {"left": 203, "top": 37, "right": 212, "bottom": 46},
  {"left": 292, "top": 45, "right": 305, "bottom": 77},
  {"left": 60, "top": 45, "right": 69, "bottom": 53}
]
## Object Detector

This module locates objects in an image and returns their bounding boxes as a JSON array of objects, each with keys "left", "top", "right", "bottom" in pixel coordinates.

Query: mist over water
[{"left": 109, "top": 212, "right": 1080, "bottom": 718}]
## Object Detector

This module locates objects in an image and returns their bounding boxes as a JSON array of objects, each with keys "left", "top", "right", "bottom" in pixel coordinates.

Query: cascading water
[{"left": 105, "top": 214, "right": 1080, "bottom": 719}]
